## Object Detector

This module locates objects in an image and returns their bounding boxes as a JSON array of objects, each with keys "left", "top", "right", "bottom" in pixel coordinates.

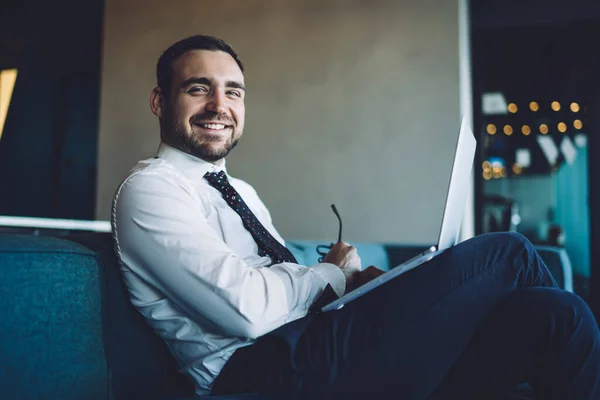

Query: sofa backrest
[
  {"left": 534, "top": 245, "right": 574, "bottom": 293},
  {"left": 0, "top": 234, "right": 109, "bottom": 400},
  {"left": 288, "top": 240, "right": 392, "bottom": 271}
]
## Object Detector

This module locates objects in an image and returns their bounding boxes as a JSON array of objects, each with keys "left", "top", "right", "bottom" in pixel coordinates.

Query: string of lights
[{"left": 481, "top": 98, "right": 588, "bottom": 180}]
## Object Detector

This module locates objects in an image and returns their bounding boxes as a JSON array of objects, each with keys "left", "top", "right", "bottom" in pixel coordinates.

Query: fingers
[
  {"left": 363, "top": 265, "right": 385, "bottom": 279},
  {"left": 349, "top": 266, "right": 385, "bottom": 289},
  {"left": 328, "top": 242, "right": 355, "bottom": 257},
  {"left": 322, "top": 241, "right": 360, "bottom": 268},
  {"left": 331, "top": 241, "right": 353, "bottom": 250},
  {"left": 341, "top": 245, "right": 356, "bottom": 256}
]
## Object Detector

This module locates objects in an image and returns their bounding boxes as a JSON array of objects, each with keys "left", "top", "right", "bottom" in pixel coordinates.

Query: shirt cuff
[{"left": 310, "top": 263, "right": 346, "bottom": 298}]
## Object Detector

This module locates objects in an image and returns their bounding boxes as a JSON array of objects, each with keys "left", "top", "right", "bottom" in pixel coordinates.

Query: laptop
[{"left": 322, "top": 117, "right": 477, "bottom": 312}]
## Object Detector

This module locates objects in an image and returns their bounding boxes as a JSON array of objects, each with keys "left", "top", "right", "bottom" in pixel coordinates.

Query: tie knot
[{"left": 204, "top": 170, "right": 228, "bottom": 190}]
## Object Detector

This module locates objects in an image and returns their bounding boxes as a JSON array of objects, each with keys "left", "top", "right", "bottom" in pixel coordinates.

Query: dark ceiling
[
  {"left": 471, "top": 0, "right": 600, "bottom": 29},
  {"left": 471, "top": 0, "right": 600, "bottom": 99}
]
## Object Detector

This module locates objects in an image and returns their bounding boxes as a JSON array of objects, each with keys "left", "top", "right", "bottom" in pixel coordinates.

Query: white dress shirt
[{"left": 112, "top": 142, "right": 345, "bottom": 395}]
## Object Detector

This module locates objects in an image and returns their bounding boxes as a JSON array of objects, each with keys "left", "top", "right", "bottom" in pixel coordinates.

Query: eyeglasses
[{"left": 316, "top": 204, "right": 343, "bottom": 262}]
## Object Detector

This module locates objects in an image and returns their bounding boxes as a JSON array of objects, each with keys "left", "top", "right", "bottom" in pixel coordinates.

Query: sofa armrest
[{"left": 0, "top": 234, "right": 109, "bottom": 399}]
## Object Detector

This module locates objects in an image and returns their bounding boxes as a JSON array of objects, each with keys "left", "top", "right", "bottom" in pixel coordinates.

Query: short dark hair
[{"left": 156, "top": 35, "right": 244, "bottom": 96}]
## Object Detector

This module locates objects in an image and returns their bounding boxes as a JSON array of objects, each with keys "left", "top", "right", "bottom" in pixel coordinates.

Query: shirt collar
[{"left": 156, "top": 142, "right": 227, "bottom": 181}]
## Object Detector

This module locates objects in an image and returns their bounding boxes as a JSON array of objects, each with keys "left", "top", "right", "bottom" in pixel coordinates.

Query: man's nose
[{"left": 206, "top": 90, "right": 226, "bottom": 114}]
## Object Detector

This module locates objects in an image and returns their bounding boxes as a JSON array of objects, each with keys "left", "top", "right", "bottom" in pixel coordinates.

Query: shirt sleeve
[{"left": 113, "top": 170, "right": 344, "bottom": 339}]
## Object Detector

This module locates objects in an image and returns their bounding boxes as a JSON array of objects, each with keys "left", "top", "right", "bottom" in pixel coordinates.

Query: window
[{"left": 0, "top": 69, "right": 18, "bottom": 140}]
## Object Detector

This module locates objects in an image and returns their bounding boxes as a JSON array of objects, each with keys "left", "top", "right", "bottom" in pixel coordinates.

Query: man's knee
[
  {"left": 530, "top": 289, "right": 596, "bottom": 330},
  {"left": 491, "top": 231, "right": 532, "bottom": 248},
  {"left": 468, "top": 232, "right": 534, "bottom": 255},
  {"left": 555, "top": 290, "right": 595, "bottom": 322}
]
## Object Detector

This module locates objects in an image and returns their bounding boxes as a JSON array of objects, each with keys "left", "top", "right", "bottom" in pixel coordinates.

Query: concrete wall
[{"left": 98, "top": 0, "right": 462, "bottom": 244}]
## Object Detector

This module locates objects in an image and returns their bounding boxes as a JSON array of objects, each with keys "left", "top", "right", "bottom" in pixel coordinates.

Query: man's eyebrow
[
  {"left": 226, "top": 80, "right": 246, "bottom": 92},
  {"left": 180, "top": 77, "right": 246, "bottom": 92},
  {"left": 181, "top": 77, "right": 212, "bottom": 88}
]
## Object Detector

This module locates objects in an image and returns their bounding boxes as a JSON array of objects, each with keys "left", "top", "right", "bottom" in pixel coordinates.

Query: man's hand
[
  {"left": 345, "top": 266, "right": 386, "bottom": 293},
  {"left": 322, "top": 241, "right": 362, "bottom": 279}
]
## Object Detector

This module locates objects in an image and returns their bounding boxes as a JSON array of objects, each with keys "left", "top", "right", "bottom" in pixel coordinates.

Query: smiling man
[
  {"left": 152, "top": 48, "right": 245, "bottom": 162},
  {"left": 112, "top": 35, "right": 600, "bottom": 399}
]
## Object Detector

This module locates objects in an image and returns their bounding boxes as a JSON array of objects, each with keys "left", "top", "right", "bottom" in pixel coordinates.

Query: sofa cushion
[{"left": 0, "top": 234, "right": 108, "bottom": 399}]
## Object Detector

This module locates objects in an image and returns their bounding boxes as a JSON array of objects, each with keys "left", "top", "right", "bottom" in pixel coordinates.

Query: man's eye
[
  {"left": 227, "top": 90, "right": 242, "bottom": 98},
  {"left": 188, "top": 87, "right": 208, "bottom": 94}
]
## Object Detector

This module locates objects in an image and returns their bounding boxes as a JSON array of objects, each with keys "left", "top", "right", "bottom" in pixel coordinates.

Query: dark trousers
[{"left": 212, "top": 233, "right": 600, "bottom": 399}]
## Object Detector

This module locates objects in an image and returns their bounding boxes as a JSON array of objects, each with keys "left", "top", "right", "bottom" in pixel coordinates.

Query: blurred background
[{"left": 1, "top": 0, "right": 599, "bottom": 312}]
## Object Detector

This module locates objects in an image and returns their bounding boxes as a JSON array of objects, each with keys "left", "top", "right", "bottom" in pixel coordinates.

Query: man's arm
[{"left": 113, "top": 171, "right": 345, "bottom": 339}]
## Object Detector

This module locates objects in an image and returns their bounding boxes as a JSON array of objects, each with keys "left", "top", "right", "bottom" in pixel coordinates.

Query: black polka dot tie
[{"left": 204, "top": 171, "right": 298, "bottom": 265}]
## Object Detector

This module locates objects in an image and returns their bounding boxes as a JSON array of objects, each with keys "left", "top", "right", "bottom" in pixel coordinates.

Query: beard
[{"left": 162, "top": 111, "right": 240, "bottom": 162}]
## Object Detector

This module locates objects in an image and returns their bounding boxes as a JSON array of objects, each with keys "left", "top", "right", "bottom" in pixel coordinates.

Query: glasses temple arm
[{"left": 330, "top": 204, "right": 343, "bottom": 242}]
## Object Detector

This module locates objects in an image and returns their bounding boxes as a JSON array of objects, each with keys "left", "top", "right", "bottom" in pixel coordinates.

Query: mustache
[{"left": 191, "top": 112, "right": 234, "bottom": 126}]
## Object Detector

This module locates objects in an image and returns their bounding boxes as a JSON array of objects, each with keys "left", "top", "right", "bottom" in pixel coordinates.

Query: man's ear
[{"left": 150, "top": 86, "right": 164, "bottom": 118}]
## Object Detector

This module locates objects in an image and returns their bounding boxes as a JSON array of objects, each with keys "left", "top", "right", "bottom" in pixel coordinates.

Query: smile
[{"left": 196, "top": 123, "right": 229, "bottom": 130}]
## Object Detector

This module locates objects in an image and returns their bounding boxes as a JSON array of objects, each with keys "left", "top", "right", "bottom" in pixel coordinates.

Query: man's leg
[
  {"left": 212, "top": 233, "right": 564, "bottom": 399},
  {"left": 429, "top": 287, "right": 600, "bottom": 400}
]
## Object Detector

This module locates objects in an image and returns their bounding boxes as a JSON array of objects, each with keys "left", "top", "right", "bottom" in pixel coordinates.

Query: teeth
[{"left": 200, "top": 123, "right": 226, "bottom": 130}]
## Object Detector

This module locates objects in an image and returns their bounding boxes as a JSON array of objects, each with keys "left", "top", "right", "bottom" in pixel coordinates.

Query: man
[{"left": 112, "top": 35, "right": 600, "bottom": 399}]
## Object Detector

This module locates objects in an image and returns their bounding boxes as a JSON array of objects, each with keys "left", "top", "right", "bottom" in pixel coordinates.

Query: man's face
[{"left": 155, "top": 50, "right": 246, "bottom": 163}]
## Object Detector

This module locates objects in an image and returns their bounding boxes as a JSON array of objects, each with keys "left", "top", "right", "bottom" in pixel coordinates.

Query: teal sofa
[
  {"left": 1, "top": 231, "right": 571, "bottom": 399},
  {"left": 0, "top": 232, "right": 426, "bottom": 400}
]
